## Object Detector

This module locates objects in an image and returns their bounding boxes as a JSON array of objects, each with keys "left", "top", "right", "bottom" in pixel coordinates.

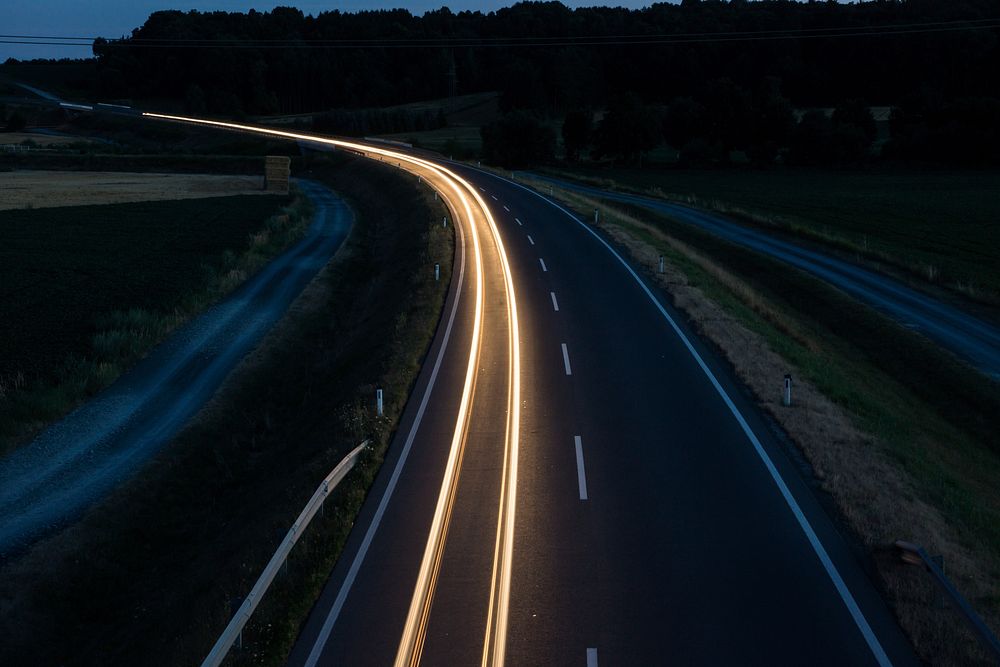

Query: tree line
[
  {"left": 481, "top": 75, "right": 1000, "bottom": 168},
  {"left": 76, "top": 0, "right": 996, "bottom": 167}
]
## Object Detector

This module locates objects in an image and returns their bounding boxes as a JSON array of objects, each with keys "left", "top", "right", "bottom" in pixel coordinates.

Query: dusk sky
[{"left": 1, "top": 1, "right": 667, "bottom": 62}]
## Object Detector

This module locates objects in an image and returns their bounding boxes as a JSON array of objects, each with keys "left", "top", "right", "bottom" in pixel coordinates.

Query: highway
[
  {"left": 0, "top": 180, "right": 351, "bottom": 556},
  {"left": 282, "top": 153, "right": 919, "bottom": 665},
  {"left": 525, "top": 172, "right": 1000, "bottom": 381},
  {"left": 132, "top": 114, "right": 919, "bottom": 664},
  {"left": 13, "top": 108, "right": 920, "bottom": 663}
]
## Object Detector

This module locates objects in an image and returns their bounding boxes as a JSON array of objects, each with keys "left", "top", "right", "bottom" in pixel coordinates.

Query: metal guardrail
[
  {"left": 895, "top": 540, "right": 1000, "bottom": 662},
  {"left": 202, "top": 440, "right": 369, "bottom": 667}
]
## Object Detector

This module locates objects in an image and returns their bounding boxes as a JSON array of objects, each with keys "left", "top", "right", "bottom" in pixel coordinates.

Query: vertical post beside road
[
  {"left": 264, "top": 155, "right": 290, "bottom": 195},
  {"left": 782, "top": 374, "right": 792, "bottom": 407},
  {"left": 658, "top": 255, "right": 665, "bottom": 274},
  {"left": 435, "top": 263, "right": 440, "bottom": 281},
  {"left": 376, "top": 389, "right": 384, "bottom": 417},
  {"left": 594, "top": 208, "right": 600, "bottom": 224},
  {"left": 442, "top": 216, "right": 448, "bottom": 228}
]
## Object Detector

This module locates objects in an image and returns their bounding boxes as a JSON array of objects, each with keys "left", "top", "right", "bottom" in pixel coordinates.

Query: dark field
[
  {"left": 0, "top": 153, "right": 453, "bottom": 667},
  {"left": 549, "top": 166, "right": 1000, "bottom": 303},
  {"left": 0, "top": 195, "right": 285, "bottom": 381}
]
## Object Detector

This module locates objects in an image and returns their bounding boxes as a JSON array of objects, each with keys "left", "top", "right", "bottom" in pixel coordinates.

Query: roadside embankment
[{"left": 526, "top": 177, "right": 1000, "bottom": 666}]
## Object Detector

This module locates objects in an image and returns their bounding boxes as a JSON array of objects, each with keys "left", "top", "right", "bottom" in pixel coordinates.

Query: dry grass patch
[
  {"left": 0, "top": 170, "right": 271, "bottom": 210},
  {"left": 0, "top": 132, "right": 100, "bottom": 147}
]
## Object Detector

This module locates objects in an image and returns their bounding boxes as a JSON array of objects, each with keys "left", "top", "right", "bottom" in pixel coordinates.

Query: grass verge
[
  {"left": 525, "top": 177, "right": 1000, "bottom": 665},
  {"left": 0, "top": 191, "right": 311, "bottom": 457},
  {"left": 541, "top": 166, "right": 1000, "bottom": 306},
  {"left": 0, "top": 152, "right": 452, "bottom": 667}
]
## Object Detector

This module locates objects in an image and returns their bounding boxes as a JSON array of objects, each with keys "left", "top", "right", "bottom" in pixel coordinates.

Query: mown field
[
  {"left": 0, "top": 194, "right": 287, "bottom": 450},
  {"left": 546, "top": 166, "right": 1000, "bottom": 304}
]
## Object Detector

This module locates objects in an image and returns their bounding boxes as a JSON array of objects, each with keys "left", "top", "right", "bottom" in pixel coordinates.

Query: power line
[
  {"left": 4, "top": 16, "right": 1000, "bottom": 43},
  {"left": 2, "top": 18, "right": 998, "bottom": 49}
]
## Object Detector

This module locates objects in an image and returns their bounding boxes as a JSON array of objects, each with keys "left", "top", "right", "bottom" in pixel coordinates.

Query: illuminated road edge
[{"left": 141, "top": 112, "right": 522, "bottom": 666}]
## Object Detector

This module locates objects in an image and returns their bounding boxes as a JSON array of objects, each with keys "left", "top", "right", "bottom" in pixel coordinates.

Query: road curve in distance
[{"left": 526, "top": 172, "right": 1000, "bottom": 380}]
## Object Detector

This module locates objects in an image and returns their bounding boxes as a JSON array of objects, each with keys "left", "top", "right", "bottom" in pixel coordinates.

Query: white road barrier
[{"left": 201, "top": 441, "right": 368, "bottom": 667}]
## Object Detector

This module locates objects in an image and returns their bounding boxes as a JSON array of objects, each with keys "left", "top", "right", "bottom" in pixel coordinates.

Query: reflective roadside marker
[
  {"left": 435, "top": 263, "right": 440, "bottom": 281},
  {"left": 594, "top": 208, "right": 599, "bottom": 224},
  {"left": 443, "top": 216, "right": 448, "bottom": 227},
  {"left": 377, "top": 389, "right": 384, "bottom": 416},
  {"left": 783, "top": 374, "right": 792, "bottom": 407},
  {"left": 658, "top": 255, "right": 665, "bottom": 274}
]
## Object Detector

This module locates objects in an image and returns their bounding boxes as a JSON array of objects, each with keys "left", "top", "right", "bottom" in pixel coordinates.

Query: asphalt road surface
[
  {"left": 525, "top": 172, "right": 1000, "bottom": 381},
  {"left": 0, "top": 180, "right": 351, "bottom": 557},
  {"left": 286, "top": 154, "right": 919, "bottom": 666}
]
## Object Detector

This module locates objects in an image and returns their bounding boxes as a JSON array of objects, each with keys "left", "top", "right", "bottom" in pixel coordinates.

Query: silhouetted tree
[
  {"left": 788, "top": 110, "right": 834, "bottom": 165},
  {"left": 594, "top": 94, "right": 661, "bottom": 163},
  {"left": 700, "top": 78, "right": 752, "bottom": 152},
  {"left": 662, "top": 97, "right": 705, "bottom": 150},
  {"left": 750, "top": 77, "right": 795, "bottom": 163},
  {"left": 481, "top": 111, "right": 556, "bottom": 168},
  {"left": 833, "top": 99, "right": 877, "bottom": 143},
  {"left": 561, "top": 109, "right": 592, "bottom": 161}
]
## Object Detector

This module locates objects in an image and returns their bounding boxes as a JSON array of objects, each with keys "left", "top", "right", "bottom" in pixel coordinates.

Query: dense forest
[
  {"left": 6, "top": 1, "right": 994, "bottom": 167},
  {"left": 91, "top": 1, "right": 998, "bottom": 113}
]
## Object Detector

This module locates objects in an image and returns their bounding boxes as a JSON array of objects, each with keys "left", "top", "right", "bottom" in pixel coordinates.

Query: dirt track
[{"left": 0, "top": 171, "right": 270, "bottom": 210}]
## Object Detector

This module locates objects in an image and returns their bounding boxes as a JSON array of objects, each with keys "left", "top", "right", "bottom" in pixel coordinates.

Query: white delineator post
[
  {"left": 783, "top": 374, "right": 792, "bottom": 407},
  {"left": 376, "top": 389, "right": 384, "bottom": 416},
  {"left": 658, "top": 255, "right": 665, "bottom": 274},
  {"left": 435, "top": 263, "right": 440, "bottom": 281},
  {"left": 594, "top": 208, "right": 599, "bottom": 224},
  {"left": 442, "top": 216, "right": 448, "bottom": 227}
]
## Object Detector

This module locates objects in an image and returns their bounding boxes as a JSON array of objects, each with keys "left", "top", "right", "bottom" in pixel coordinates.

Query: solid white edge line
[
  {"left": 551, "top": 292, "right": 560, "bottom": 312},
  {"left": 527, "top": 235, "right": 535, "bottom": 245},
  {"left": 586, "top": 647, "right": 598, "bottom": 667},
  {"left": 574, "top": 436, "right": 588, "bottom": 501},
  {"left": 539, "top": 258, "right": 547, "bottom": 272},
  {"left": 475, "top": 169, "right": 894, "bottom": 667},
  {"left": 302, "top": 191, "right": 468, "bottom": 667},
  {"left": 561, "top": 343, "right": 573, "bottom": 376}
]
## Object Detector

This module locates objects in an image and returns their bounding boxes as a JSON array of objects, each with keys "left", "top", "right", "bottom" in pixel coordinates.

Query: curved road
[
  {"left": 92, "top": 115, "right": 919, "bottom": 665},
  {"left": 275, "top": 148, "right": 918, "bottom": 665},
  {"left": 0, "top": 180, "right": 352, "bottom": 556},
  {"left": 525, "top": 172, "right": 1000, "bottom": 380}
]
